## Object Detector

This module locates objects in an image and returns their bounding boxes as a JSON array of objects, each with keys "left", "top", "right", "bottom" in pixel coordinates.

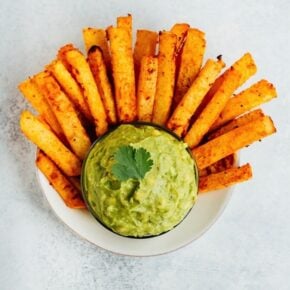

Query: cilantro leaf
[
  {"left": 112, "top": 145, "right": 153, "bottom": 181},
  {"left": 134, "top": 147, "right": 153, "bottom": 175}
]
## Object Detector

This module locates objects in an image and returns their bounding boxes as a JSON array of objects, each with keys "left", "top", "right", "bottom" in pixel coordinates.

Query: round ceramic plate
[{"left": 37, "top": 167, "right": 233, "bottom": 256}]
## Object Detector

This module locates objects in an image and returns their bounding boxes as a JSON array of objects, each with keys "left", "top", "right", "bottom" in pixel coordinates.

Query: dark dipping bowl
[{"left": 81, "top": 122, "right": 199, "bottom": 239}]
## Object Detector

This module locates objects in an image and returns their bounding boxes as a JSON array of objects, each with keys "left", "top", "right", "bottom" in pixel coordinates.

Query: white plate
[{"left": 37, "top": 167, "right": 233, "bottom": 257}]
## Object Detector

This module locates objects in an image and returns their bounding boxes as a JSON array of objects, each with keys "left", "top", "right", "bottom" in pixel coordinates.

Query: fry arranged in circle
[{"left": 18, "top": 14, "right": 277, "bottom": 207}]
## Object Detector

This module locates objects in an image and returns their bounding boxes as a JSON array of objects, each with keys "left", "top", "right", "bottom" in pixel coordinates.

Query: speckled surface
[{"left": 1, "top": 0, "right": 290, "bottom": 289}]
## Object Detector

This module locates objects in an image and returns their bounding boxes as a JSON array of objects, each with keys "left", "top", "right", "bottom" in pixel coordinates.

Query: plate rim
[{"left": 35, "top": 163, "right": 234, "bottom": 257}]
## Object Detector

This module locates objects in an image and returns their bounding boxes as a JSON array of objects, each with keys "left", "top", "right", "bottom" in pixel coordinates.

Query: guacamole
[{"left": 82, "top": 124, "right": 198, "bottom": 237}]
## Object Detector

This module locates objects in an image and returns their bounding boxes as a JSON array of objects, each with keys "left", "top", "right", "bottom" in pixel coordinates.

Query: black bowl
[{"left": 81, "top": 122, "right": 199, "bottom": 239}]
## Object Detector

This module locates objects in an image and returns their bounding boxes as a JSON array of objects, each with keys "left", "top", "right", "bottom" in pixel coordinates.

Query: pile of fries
[{"left": 19, "top": 14, "right": 277, "bottom": 209}]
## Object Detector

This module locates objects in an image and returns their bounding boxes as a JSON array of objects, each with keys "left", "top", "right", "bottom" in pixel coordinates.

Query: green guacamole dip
[{"left": 82, "top": 124, "right": 198, "bottom": 237}]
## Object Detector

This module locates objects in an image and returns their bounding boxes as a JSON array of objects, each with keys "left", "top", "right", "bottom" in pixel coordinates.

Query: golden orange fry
[
  {"left": 108, "top": 26, "right": 137, "bottom": 122},
  {"left": 211, "top": 80, "right": 277, "bottom": 130},
  {"left": 137, "top": 56, "right": 158, "bottom": 122},
  {"left": 82, "top": 28, "right": 111, "bottom": 71},
  {"left": 208, "top": 109, "right": 265, "bottom": 140},
  {"left": 64, "top": 48, "right": 108, "bottom": 136},
  {"left": 20, "top": 110, "right": 82, "bottom": 176},
  {"left": 47, "top": 59, "right": 92, "bottom": 122},
  {"left": 57, "top": 43, "right": 75, "bottom": 71},
  {"left": 152, "top": 31, "right": 177, "bottom": 125},
  {"left": 167, "top": 58, "right": 225, "bottom": 137},
  {"left": 185, "top": 69, "right": 242, "bottom": 148},
  {"left": 170, "top": 23, "right": 190, "bottom": 55},
  {"left": 33, "top": 72, "right": 92, "bottom": 160},
  {"left": 199, "top": 163, "right": 252, "bottom": 193},
  {"left": 87, "top": 46, "right": 117, "bottom": 124},
  {"left": 36, "top": 151, "right": 85, "bottom": 208},
  {"left": 18, "top": 78, "right": 64, "bottom": 140},
  {"left": 133, "top": 29, "right": 158, "bottom": 79},
  {"left": 174, "top": 28, "right": 206, "bottom": 105},
  {"left": 193, "top": 52, "right": 257, "bottom": 120},
  {"left": 117, "top": 14, "right": 132, "bottom": 40},
  {"left": 199, "top": 153, "right": 237, "bottom": 177},
  {"left": 192, "top": 115, "right": 276, "bottom": 170}
]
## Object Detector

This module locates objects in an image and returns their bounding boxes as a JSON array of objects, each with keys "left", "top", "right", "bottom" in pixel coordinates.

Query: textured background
[{"left": 1, "top": 0, "right": 289, "bottom": 289}]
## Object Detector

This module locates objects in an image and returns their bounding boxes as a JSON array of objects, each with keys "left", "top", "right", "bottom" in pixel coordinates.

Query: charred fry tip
[{"left": 88, "top": 45, "right": 103, "bottom": 55}]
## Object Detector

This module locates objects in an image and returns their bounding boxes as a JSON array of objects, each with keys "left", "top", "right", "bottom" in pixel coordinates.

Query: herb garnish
[{"left": 112, "top": 145, "right": 153, "bottom": 181}]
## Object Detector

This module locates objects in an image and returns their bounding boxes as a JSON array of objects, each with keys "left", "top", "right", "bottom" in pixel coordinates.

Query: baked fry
[
  {"left": 152, "top": 31, "right": 177, "bottom": 125},
  {"left": 199, "top": 163, "right": 252, "bottom": 193},
  {"left": 63, "top": 48, "right": 108, "bottom": 136},
  {"left": 36, "top": 114, "right": 70, "bottom": 147},
  {"left": 208, "top": 109, "right": 265, "bottom": 140},
  {"left": 192, "top": 115, "right": 276, "bottom": 170},
  {"left": 57, "top": 44, "right": 75, "bottom": 71},
  {"left": 170, "top": 23, "right": 190, "bottom": 54},
  {"left": 68, "top": 176, "right": 82, "bottom": 192},
  {"left": 108, "top": 26, "right": 137, "bottom": 122},
  {"left": 36, "top": 151, "right": 85, "bottom": 208},
  {"left": 211, "top": 80, "right": 277, "bottom": 130},
  {"left": 133, "top": 29, "right": 158, "bottom": 79},
  {"left": 20, "top": 110, "right": 81, "bottom": 176},
  {"left": 33, "top": 72, "right": 91, "bottom": 160},
  {"left": 46, "top": 59, "right": 92, "bottom": 122},
  {"left": 18, "top": 16, "right": 278, "bottom": 200},
  {"left": 83, "top": 28, "right": 111, "bottom": 71},
  {"left": 137, "top": 56, "right": 158, "bottom": 121},
  {"left": 18, "top": 78, "right": 64, "bottom": 140},
  {"left": 167, "top": 58, "right": 225, "bottom": 137},
  {"left": 36, "top": 114, "right": 53, "bottom": 131},
  {"left": 185, "top": 69, "right": 242, "bottom": 148},
  {"left": 174, "top": 28, "right": 206, "bottom": 105},
  {"left": 87, "top": 46, "right": 117, "bottom": 124},
  {"left": 117, "top": 14, "right": 132, "bottom": 40},
  {"left": 199, "top": 153, "right": 237, "bottom": 177},
  {"left": 194, "top": 52, "right": 257, "bottom": 120}
]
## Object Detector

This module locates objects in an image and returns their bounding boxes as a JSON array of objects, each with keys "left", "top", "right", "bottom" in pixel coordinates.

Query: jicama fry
[
  {"left": 174, "top": 28, "right": 206, "bottom": 105},
  {"left": 208, "top": 109, "right": 265, "bottom": 140},
  {"left": 108, "top": 26, "right": 137, "bottom": 122},
  {"left": 34, "top": 71, "right": 87, "bottom": 129},
  {"left": 87, "top": 46, "right": 117, "bottom": 124},
  {"left": 194, "top": 52, "right": 257, "bottom": 120},
  {"left": 64, "top": 48, "right": 108, "bottom": 136},
  {"left": 36, "top": 114, "right": 53, "bottom": 131},
  {"left": 68, "top": 176, "right": 82, "bottom": 192},
  {"left": 20, "top": 110, "right": 81, "bottom": 176},
  {"left": 170, "top": 23, "right": 190, "bottom": 54},
  {"left": 117, "top": 14, "right": 132, "bottom": 39},
  {"left": 33, "top": 72, "right": 91, "bottom": 160},
  {"left": 47, "top": 59, "right": 92, "bottom": 122},
  {"left": 36, "top": 151, "right": 85, "bottom": 208},
  {"left": 36, "top": 114, "right": 70, "bottom": 146},
  {"left": 137, "top": 56, "right": 158, "bottom": 121},
  {"left": 167, "top": 58, "right": 225, "bottom": 137},
  {"left": 199, "top": 163, "right": 252, "bottom": 193},
  {"left": 199, "top": 153, "right": 237, "bottom": 177},
  {"left": 82, "top": 28, "right": 111, "bottom": 71},
  {"left": 152, "top": 31, "right": 177, "bottom": 125},
  {"left": 185, "top": 69, "right": 242, "bottom": 148},
  {"left": 198, "top": 168, "right": 209, "bottom": 177},
  {"left": 57, "top": 44, "right": 75, "bottom": 71},
  {"left": 133, "top": 29, "right": 158, "bottom": 79},
  {"left": 18, "top": 78, "right": 64, "bottom": 140},
  {"left": 211, "top": 80, "right": 277, "bottom": 130},
  {"left": 192, "top": 115, "right": 276, "bottom": 170}
]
